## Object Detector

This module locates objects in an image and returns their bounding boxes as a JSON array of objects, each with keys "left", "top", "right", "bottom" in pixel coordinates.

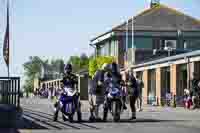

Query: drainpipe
[{"left": 187, "top": 57, "right": 190, "bottom": 90}]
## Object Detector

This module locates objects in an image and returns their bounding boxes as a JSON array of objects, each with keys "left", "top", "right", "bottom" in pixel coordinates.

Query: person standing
[
  {"left": 91, "top": 63, "right": 108, "bottom": 120},
  {"left": 136, "top": 75, "right": 144, "bottom": 111},
  {"left": 191, "top": 72, "right": 200, "bottom": 109},
  {"left": 88, "top": 75, "right": 96, "bottom": 121},
  {"left": 125, "top": 70, "right": 139, "bottom": 120}
]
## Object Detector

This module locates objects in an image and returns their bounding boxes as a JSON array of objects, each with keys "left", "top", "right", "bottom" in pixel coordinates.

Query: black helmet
[{"left": 64, "top": 63, "right": 72, "bottom": 73}]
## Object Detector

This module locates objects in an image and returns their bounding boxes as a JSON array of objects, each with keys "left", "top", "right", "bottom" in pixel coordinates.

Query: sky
[{"left": 0, "top": 0, "right": 200, "bottom": 81}]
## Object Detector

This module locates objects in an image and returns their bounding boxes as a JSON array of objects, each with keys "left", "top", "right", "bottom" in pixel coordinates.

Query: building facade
[
  {"left": 131, "top": 50, "right": 200, "bottom": 106},
  {"left": 90, "top": 2, "right": 200, "bottom": 106},
  {"left": 90, "top": 4, "right": 200, "bottom": 69}
]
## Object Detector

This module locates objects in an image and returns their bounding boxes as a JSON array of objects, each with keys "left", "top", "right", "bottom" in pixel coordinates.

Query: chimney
[{"left": 150, "top": 0, "right": 160, "bottom": 8}]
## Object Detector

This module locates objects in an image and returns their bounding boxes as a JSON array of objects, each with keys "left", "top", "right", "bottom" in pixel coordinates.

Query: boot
[
  {"left": 89, "top": 112, "right": 95, "bottom": 122},
  {"left": 94, "top": 105, "right": 101, "bottom": 121},
  {"left": 123, "top": 104, "right": 127, "bottom": 110},
  {"left": 130, "top": 112, "right": 136, "bottom": 120},
  {"left": 103, "top": 106, "right": 108, "bottom": 121},
  {"left": 77, "top": 111, "right": 82, "bottom": 122}
]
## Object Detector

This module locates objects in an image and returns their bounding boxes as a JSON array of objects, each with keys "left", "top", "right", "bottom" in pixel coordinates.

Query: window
[
  {"left": 185, "top": 39, "right": 200, "bottom": 50},
  {"left": 165, "top": 40, "right": 177, "bottom": 49}
]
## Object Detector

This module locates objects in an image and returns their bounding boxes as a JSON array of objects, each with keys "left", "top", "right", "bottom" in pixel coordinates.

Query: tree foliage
[
  {"left": 23, "top": 56, "right": 65, "bottom": 93},
  {"left": 67, "top": 53, "right": 89, "bottom": 73},
  {"left": 23, "top": 56, "right": 43, "bottom": 93},
  {"left": 89, "top": 56, "right": 115, "bottom": 77},
  {"left": 23, "top": 54, "right": 89, "bottom": 93}
]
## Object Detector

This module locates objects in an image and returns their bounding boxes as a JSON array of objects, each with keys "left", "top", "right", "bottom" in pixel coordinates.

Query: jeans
[
  {"left": 137, "top": 95, "right": 142, "bottom": 109},
  {"left": 129, "top": 95, "right": 137, "bottom": 114}
]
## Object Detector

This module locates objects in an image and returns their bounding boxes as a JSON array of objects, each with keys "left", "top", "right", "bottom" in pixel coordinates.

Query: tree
[
  {"left": 23, "top": 56, "right": 43, "bottom": 79},
  {"left": 89, "top": 56, "right": 115, "bottom": 77},
  {"left": 67, "top": 53, "right": 89, "bottom": 73},
  {"left": 23, "top": 56, "right": 44, "bottom": 93},
  {"left": 50, "top": 59, "right": 65, "bottom": 78}
]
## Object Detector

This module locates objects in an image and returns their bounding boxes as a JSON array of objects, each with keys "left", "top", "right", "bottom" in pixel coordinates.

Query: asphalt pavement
[{"left": 1, "top": 97, "right": 200, "bottom": 133}]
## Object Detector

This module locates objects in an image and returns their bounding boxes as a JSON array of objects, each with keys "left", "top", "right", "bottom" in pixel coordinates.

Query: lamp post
[
  {"left": 132, "top": 17, "right": 135, "bottom": 64},
  {"left": 126, "top": 19, "right": 129, "bottom": 66}
]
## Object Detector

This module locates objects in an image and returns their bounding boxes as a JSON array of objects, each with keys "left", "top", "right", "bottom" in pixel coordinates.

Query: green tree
[
  {"left": 89, "top": 56, "right": 115, "bottom": 77},
  {"left": 23, "top": 56, "right": 44, "bottom": 93},
  {"left": 67, "top": 53, "right": 89, "bottom": 73}
]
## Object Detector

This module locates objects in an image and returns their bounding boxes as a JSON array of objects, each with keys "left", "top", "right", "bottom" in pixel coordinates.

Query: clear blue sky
[{"left": 0, "top": 0, "right": 200, "bottom": 78}]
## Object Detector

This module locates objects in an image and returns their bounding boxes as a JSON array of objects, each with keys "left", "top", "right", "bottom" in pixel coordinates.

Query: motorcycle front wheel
[{"left": 112, "top": 101, "right": 120, "bottom": 122}]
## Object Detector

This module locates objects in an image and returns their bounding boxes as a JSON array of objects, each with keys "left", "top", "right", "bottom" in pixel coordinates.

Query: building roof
[{"left": 91, "top": 4, "right": 200, "bottom": 42}]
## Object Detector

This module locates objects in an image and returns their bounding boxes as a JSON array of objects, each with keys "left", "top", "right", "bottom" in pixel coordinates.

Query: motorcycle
[
  {"left": 103, "top": 82, "right": 123, "bottom": 122},
  {"left": 53, "top": 87, "right": 81, "bottom": 122}
]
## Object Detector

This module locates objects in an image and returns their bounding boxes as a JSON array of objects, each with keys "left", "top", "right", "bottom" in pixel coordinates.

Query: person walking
[
  {"left": 136, "top": 75, "right": 144, "bottom": 111},
  {"left": 125, "top": 70, "right": 139, "bottom": 120}
]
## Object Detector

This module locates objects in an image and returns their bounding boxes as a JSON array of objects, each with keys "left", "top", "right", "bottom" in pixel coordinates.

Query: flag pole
[{"left": 7, "top": 0, "right": 10, "bottom": 78}]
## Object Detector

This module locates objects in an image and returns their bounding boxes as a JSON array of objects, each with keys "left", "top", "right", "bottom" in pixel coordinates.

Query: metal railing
[{"left": 0, "top": 77, "right": 20, "bottom": 107}]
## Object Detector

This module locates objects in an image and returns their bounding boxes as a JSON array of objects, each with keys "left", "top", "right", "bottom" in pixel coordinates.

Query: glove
[{"left": 98, "top": 81, "right": 103, "bottom": 86}]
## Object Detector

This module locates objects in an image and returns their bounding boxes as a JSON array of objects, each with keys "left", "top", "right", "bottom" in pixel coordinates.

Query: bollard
[
  {"left": 156, "top": 96, "right": 159, "bottom": 106},
  {"left": 173, "top": 95, "right": 176, "bottom": 108}
]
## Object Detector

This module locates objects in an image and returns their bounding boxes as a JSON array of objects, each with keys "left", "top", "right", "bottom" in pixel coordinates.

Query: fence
[{"left": 0, "top": 77, "right": 20, "bottom": 107}]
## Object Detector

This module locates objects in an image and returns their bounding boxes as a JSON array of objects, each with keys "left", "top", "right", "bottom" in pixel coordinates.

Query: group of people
[
  {"left": 184, "top": 72, "right": 200, "bottom": 109},
  {"left": 88, "top": 62, "right": 144, "bottom": 121},
  {"left": 50, "top": 62, "right": 144, "bottom": 121}
]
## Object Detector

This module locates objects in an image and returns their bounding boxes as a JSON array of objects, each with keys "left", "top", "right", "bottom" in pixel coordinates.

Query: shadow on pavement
[
  {"left": 84, "top": 119, "right": 187, "bottom": 123},
  {"left": 23, "top": 113, "right": 62, "bottom": 129},
  {"left": 23, "top": 109, "right": 100, "bottom": 130},
  {"left": 0, "top": 129, "right": 21, "bottom": 133},
  {"left": 17, "top": 116, "right": 48, "bottom": 129},
  {"left": 23, "top": 108, "right": 54, "bottom": 117}
]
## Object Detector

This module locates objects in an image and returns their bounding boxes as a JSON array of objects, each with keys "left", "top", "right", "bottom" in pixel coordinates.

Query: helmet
[
  {"left": 64, "top": 63, "right": 72, "bottom": 73},
  {"left": 101, "top": 63, "right": 111, "bottom": 72}
]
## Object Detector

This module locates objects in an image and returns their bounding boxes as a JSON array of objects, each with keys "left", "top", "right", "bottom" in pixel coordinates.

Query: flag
[{"left": 3, "top": 1, "right": 10, "bottom": 67}]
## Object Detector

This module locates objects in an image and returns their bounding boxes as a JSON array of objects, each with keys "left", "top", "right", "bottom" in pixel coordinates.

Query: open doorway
[
  {"left": 161, "top": 67, "right": 171, "bottom": 106},
  {"left": 177, "top": 64, "right": 188, "bottom": 105},
  {"left": 147, "top": 69, "right": 156, "bottom": 104}
]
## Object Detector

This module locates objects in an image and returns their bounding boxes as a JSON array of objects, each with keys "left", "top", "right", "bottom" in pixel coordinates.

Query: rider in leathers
[{"left": 54, "top": 63, "right": 82, "bottom": 121}]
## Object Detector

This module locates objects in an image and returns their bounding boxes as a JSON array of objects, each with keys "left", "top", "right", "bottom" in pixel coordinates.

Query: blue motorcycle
[
  {"left": 103, "top": 82, "right": 123, "bottom": 122},
  {"left": 53, "top": 87, "right": 81, "bottom": 122}
]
